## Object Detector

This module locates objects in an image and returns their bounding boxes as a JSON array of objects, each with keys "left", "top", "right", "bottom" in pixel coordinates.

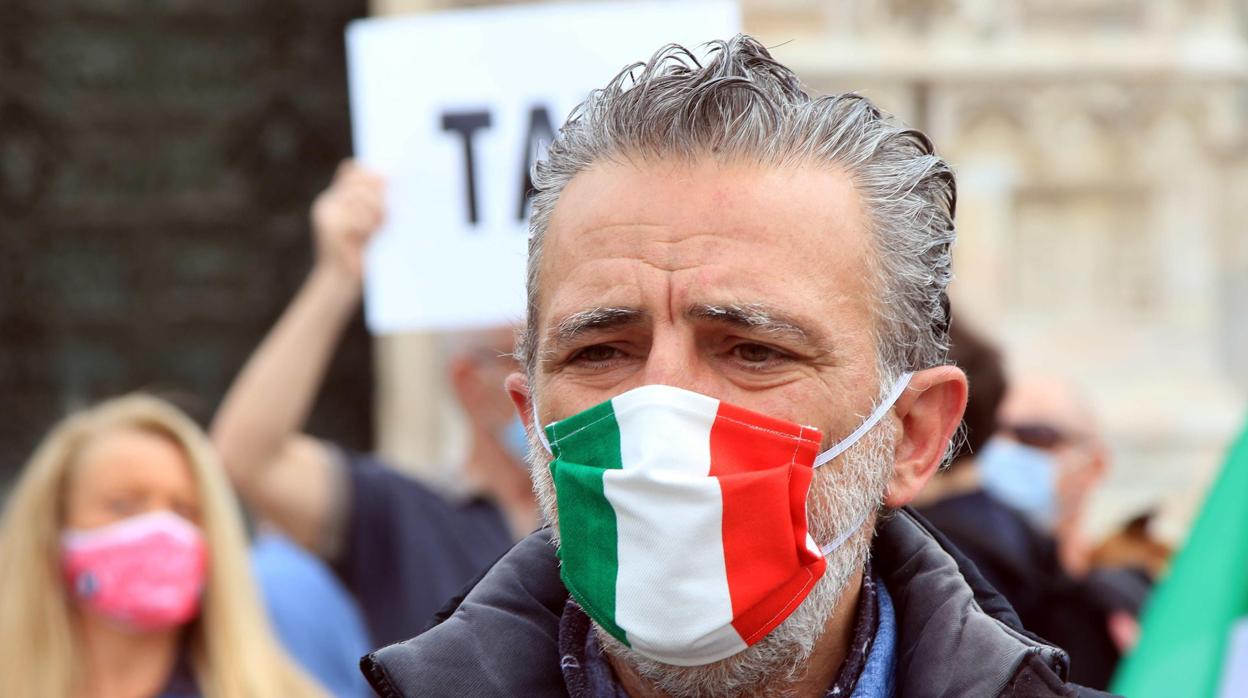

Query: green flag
[{"left": 1112, "top": 418, "right": 1248, "bottom": 697}]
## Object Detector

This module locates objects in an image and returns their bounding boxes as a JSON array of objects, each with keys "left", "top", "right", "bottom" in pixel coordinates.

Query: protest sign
[{"left": 347, "top": 0, "right": 739, "bottom": 333}]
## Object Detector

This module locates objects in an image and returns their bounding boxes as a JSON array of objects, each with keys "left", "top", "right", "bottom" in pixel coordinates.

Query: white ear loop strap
[
  {"left": 819, "top": 509, "right": 870, "bottom": 556},
  {"left": 812, "top": 372, "right": 913, "bottom": 469},
  {"left": 813, "top": 375, "right": 912, "bottom": 555},
  {"left": 533, "top": 401, "right": 552, "bottom": 454}
]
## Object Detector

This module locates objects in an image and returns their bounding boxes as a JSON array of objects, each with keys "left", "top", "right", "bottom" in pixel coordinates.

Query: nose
[
  {"left": 138, "top": 502, "right": 175, "bottom": 518},
  {"left": 635, "top": 325, "right": 721, "bottom": 397}
]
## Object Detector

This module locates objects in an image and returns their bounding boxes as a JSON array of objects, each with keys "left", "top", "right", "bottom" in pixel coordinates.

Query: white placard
[{"left": 347, "top": 0, "right": 741, "bottom": 333}]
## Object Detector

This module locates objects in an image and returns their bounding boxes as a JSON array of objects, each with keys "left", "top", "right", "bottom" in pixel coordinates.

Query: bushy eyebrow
[
  {"left": 547, "top": 307, "right": 648, "bottom": 352},
  {"left": 540, "top": 302, "right": 829, "bottom": 365},
  {"left": 688, "top": 303, "right": 826, "bottom": 349}
]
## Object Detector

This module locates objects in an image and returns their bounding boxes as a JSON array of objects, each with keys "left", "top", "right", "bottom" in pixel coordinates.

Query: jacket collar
[
  {"left": 874, "top": 508, "right": 1069, "bottom": 696},
  {"left": 362, "top": 507, "right": 1070, "bottom": 697}
]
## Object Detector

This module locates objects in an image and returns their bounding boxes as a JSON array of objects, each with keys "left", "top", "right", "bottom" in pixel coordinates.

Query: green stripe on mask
[{"left": 547, "top": 400, "right": 627, "bottom": 644}]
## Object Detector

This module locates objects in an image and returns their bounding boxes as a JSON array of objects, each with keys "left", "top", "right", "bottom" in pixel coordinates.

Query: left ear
[{"left": 884, "top": 365, "right": 968, "bottom": 508}]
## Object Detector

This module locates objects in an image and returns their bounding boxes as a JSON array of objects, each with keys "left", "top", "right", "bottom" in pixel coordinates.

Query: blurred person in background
[
  {"left": 917, "top": 323, "right": 1148, "bottom": 689},
  {"left": 211, "top": 160, "right": 538, "bottom": 650},
  {"left": 914, "top": 321, "right": 1029, "bottom": 601},
  {"left": 989, "top": 375, "right": 1109, "bottom": 577},
  {"left": 250, "top": 525, "right": 373, "bottom": 697},
  {"left": 1089, "top": 509, "right": 1171, "bottom": 582},
  {"left": 989, "top": 376, "right": 1153, "bottom": 673},
  {"left": 0, "top": 394, "right": 326, "bottom": 698}
]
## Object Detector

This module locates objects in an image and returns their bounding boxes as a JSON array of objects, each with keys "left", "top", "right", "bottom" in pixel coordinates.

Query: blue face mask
[
  {"left": 498, "top": 416, "right": 531, "bottom": 467},
  {"left": 977, "top": 436, "right": 1058, "bottom": 531}
]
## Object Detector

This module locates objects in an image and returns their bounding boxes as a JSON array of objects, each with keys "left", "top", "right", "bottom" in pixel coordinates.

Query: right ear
[{"left": 505, "top": 372, "right": 532, "bottom": 429}]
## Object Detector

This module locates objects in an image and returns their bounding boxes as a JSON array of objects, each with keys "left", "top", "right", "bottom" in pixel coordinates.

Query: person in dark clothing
[
  {"left": 363, "top": 35, "right": 1110, "bottom": 697},
  {"left": 921, "top": 490, "right": 1130, "bottom": 690},
  {"left": 211, "top": 161, "right": 537, "bottom": 649},
  {"left": 915, "top": 321, "right": 1031, "bottom": 609},
  {"left": 916, "top": 321, "right": 1140, "bottom": 689},
  {"left": 327, "top": 449, "right": 515, "bottom": 647}
]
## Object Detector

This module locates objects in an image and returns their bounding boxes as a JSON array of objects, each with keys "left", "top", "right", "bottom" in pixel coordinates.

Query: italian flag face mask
[{"left": 534, "top": 374, "right": 912, "bottom": 667}]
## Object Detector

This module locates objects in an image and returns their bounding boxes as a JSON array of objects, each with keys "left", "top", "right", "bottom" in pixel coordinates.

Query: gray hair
[{"left": 519, "top": 34, "right": 956, "bottom": 385}]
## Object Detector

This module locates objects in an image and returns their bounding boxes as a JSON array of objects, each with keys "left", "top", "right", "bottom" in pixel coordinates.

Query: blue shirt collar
[{"left": 849, "top": 569, "right": 896, "bottom": 698}]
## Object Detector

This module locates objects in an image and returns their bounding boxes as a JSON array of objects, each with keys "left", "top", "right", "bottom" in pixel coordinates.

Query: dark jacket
[{"left": 361, "top": 507, "right": 1116, "bottom": 697}]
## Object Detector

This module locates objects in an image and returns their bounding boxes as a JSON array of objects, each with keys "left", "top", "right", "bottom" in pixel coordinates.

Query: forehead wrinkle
[{"left": 574, "top": 227, "right": 739, "bottom": 275}]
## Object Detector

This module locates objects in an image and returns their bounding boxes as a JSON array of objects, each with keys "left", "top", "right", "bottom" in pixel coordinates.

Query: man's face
[
  {"left": 527, "top": 156, "right": 884, "bottom": 447},
  {"left": 508, "top": 155, "right": 967, "bottom": 696},
  {"left": 514, "top": 156, "right": 901, "bottom": 694}
]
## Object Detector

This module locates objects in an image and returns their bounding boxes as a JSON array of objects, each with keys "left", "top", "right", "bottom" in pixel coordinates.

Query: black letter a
[{"left": 517, "top": 106, "right": 555, "bottom": 221}]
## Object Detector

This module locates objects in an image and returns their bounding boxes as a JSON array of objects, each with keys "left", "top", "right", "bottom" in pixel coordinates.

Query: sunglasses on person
[{"left": 1000, "top": 423, "right": 1082, "bottom": 450}]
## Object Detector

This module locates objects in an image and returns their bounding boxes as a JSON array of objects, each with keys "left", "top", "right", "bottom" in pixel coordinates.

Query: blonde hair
[{"left": 0, "top": 394, "right": 327, "bottom": 697}]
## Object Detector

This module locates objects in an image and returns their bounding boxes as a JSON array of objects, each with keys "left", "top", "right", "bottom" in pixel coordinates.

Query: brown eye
[
  {"left": 733, "top": 343, "right": 780, "bottom": 364},
  {"left": 573, "top": 345, "right": 622, "bottom": 364}
]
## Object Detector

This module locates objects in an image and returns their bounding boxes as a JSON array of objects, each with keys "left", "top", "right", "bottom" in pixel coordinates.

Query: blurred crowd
[
  {"left": 0, "top": 157, "right": 1182, "bottom": 696},
  {"left": 7, "top": 3, "right": 1248, "bottom": 688},
  {"left": 0, "top": 163, "right": 541, "bottom": 697}
]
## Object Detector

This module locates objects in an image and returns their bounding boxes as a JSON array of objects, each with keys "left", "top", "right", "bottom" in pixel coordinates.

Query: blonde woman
[{"left": 0, "top": 394, "right": 327, "bottom": 698}]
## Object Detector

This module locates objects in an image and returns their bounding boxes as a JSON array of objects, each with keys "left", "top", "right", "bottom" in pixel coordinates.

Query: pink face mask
[{"left": 61, "top": 510, "right": 207, "bottom": 632}]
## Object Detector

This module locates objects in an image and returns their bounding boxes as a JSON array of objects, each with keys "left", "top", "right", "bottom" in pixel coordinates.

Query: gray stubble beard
[{"left": 526, "top": 419, "right": 897, "bottom": 698}]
